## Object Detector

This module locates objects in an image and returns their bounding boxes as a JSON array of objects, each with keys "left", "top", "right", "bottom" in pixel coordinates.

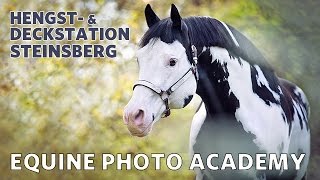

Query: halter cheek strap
[
  {"left": 133, "top": 80, "right": 172, "bottom": 117},
  {"left": 133, "top": 45, "right": 199, "bottom": 118}
]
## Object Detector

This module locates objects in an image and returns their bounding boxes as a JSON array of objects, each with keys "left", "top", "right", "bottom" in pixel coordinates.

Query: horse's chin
[
  {"left": 127, "top": 122, "right": 153, "bottom": 137},
  {"left": 130, "top": 132, "right": 149, "bottom": 137},
  {"left": 128, "top": 130, "right": 151, "bottom": 137}
]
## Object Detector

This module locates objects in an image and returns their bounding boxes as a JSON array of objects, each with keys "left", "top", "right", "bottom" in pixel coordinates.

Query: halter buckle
[{"left": 161, "top": 98, "right": 171, "bottom": 118}]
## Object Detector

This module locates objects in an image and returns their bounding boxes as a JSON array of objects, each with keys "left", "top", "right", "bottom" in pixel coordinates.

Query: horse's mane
[{"left": 140, "top": 16, "right": 272, "bottom": 70}]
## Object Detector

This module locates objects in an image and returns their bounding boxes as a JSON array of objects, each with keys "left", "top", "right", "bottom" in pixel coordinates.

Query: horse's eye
[{"left": 169, "top": 58, "right": 177, "bottom": 66}]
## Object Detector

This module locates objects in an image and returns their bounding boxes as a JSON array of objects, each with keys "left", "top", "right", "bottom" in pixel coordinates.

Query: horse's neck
[{"left": 196, "top": 46, "right": 252, "bottom": 117}]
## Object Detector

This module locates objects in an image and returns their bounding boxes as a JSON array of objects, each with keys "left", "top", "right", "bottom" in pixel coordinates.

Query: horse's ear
[
  {"left": 170, "top": 4, "right": 181, "bottom": 29},
  {"left": 145, "top": 4, "right": 160, "bottom": 28}
]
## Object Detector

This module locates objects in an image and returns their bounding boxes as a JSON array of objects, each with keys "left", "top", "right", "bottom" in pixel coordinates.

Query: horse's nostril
[
  {"left": 135, "top": 109, "right": 144, "bottom": 121},
  {"left": 130, "top": 109, "right": 144, "bottom": 127}
]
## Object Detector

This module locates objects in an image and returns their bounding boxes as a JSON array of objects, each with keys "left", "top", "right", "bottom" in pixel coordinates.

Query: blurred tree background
[{"left": 0, "top": 0, "right": 319, "bottom": 179}]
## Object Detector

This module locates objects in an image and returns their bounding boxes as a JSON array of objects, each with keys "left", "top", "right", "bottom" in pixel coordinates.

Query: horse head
[{"left": 123, "top": 4, "right": 197, "bottom": 137}]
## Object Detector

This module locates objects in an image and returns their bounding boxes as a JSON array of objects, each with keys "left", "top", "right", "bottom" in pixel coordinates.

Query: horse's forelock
[{"left": 139, "top": 18, "right": 190, "bottom": 48}]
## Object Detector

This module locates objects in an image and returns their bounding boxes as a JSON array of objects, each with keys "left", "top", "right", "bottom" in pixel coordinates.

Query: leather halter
[{"left": 133, "top": 45, "right": 199, "bottom": 118}]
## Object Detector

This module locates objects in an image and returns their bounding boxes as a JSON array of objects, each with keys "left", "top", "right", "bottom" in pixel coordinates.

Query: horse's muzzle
[{"left": 123, "top": 107, "right": 153, "bottom": 137}]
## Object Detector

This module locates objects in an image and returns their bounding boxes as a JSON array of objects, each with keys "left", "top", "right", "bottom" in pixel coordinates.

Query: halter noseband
[{"left": 133, "top": 45, "right": 199, "bottom": 118}]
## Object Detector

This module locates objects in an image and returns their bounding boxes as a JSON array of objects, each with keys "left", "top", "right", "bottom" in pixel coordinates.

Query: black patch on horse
[
  {"left": 250, "top": 65, "right": 280, "bottom": 106},
  {"left": 193, "top": 48, "right": 259, "bottom": 180},
  {"left": 279, "top": 79, "right": 309, "bottom": 131},
  {"left": 250, "top": 66, "right": 309, "bottom": 134},
  {"left": 183, "top": 95, "right": 193, "bottom": 108},
  {"left": 196, "top": 49, "right": 240, "bottom": 115}
]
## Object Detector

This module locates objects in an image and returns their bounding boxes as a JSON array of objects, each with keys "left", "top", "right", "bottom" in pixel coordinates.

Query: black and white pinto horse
[{"left": 123, "top": 4, "right": 310, "bottom": 180}]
